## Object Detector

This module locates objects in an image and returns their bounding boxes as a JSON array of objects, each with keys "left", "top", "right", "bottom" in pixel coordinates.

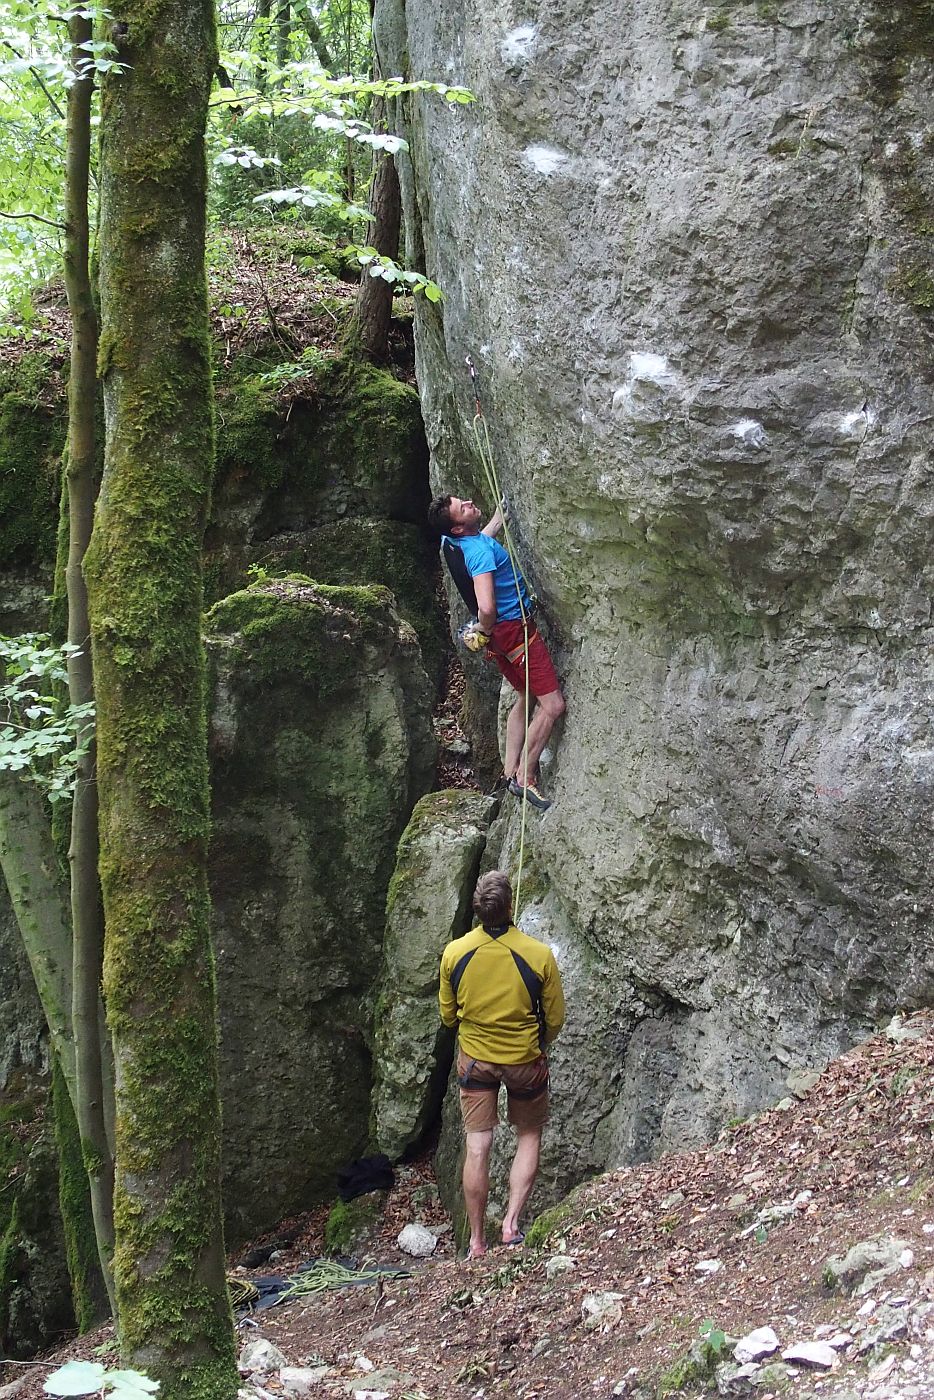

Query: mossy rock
[
  {"left": 0, "top": 1073, "right": 75, "bottom": 1357},
  {"left": 524, "top": 1182, "right": 590, "bottom": 1250},
  {"left": 211, "top": 353, "right": 428, "bottom": 531},
  {"left": 0, "top": 354, "right": 65, "bottom": 573},
  {"left": 206, "top": 578, "right": 436, "bottom": 1239},
  {"left": 250, "top": 518, "right": 447, "bottom": 685},
  {"left": 372, "top": 790, "right": 495, "bottom": 1160},
  {"left": 323, "top": 1194, "right": 385, "bottom": 1253}
]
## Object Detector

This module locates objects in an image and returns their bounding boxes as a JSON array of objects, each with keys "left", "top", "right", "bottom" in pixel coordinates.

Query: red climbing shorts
[{"left": 486, "top": 619, "right": 560, "bottom": 698}]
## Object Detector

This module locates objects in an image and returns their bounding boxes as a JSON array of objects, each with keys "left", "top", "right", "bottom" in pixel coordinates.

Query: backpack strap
[
  {"left": 442, "top": 537, "right": 479, "bottom": 616},
  {"left": 449, "top": 947, "right": 478, "bottom": 1001},
  {"left": 509, "top": 950, "right": 547, "bottom": 1052}
]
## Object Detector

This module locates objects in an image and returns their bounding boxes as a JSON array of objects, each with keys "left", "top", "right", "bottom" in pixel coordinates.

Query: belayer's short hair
[
  {"left": 427, "top": 495, "right": 454, "bottom": 535},
  {"left": 473, "top": 870, "right": 513, "bottom": 926}
]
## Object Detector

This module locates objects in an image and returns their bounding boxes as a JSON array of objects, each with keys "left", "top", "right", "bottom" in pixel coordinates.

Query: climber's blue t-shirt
[{"left": 445, "top": 532, "right": 531, "bottom": 622}]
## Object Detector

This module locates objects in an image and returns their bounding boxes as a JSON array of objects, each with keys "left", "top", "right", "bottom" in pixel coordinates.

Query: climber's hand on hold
[{"left": 459, "top": 621, "right": 490, "bottom": 654}]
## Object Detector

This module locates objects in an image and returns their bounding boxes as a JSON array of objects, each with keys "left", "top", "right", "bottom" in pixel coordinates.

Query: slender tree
[
  {"left": 61, "top": 7, "right": 115, "bottom": 1311},
  {"left": 352, "top": 88, "right": 400, "bottom": 362},
  {"left": 351, "top": 7, "right": 400, "bottom": 362},
  {"left": 84, "top": 0, "right": 237, "bottom": 1388}
]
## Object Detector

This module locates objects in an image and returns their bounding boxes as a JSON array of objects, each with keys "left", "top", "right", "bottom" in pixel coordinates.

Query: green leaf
[
  {"left": 105, "top": 1370, "right": 159, "bottom": 1396},
  {"left": 44, "top": 1361, "right": 108, "bottom": 1396}
]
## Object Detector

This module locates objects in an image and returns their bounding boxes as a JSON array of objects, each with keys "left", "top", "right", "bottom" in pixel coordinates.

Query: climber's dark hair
[
  {"left": 427, "top": 495, "right": 454, "bottom": 536},
  {"left": 473, "top": 870, "right": 512, "bottom": 926}
]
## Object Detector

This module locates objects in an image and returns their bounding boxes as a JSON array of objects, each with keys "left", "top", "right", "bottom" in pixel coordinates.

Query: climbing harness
[{"left": 464, "top": 355, "right": 534, "bottom": 911}]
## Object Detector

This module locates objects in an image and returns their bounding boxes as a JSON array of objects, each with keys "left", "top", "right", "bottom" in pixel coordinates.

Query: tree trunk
[
  {"left": 0, "top": 771, "right": 75, "bottom": 1099},
  {"left": 52, "top": 1053, "right": 112, "bottom": 1330},
  {"left": 353, "top": 94, "right": 401, "bottom": 363},
  {"left": 291, "top": 0, "right": 334, "bottom": 70},
  {"left": 85, "top": 0, "right": 237, "bottom": 1390},
  {"left": 255, "top": 0, "right": 270, "bottom": 91},
  {"left": 275, "top": 0, "right": 290, "bottom": 70},
  {"left": 62, "top": 10, "right": 115, "bottom": 1313}
]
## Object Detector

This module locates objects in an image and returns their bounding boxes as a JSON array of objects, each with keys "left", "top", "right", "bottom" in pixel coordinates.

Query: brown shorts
[{"left": 457, "top": 1051, "right": 550, "bottom": 1134}]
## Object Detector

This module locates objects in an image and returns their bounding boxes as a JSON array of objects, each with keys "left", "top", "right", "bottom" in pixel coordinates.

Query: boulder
[
  {"left": 0, "top": 897, "right": 77, "bottom": 1357},
  {"left": 371, "top": 790, "right": 496, "bottom": 1160},
  {"left": 823, "top": 1234, "right": 912, "bottom": 1296},
  {"left": 238, "top": 1339, "right": 287, "bottom": 1375},
  {"left": 396, "top": 1223, "right": 437, "bottom": 1257},
  {"left": 378, "top": 0, "right": 934, "bottom": 1196},
  {"left": 733, "top": 1328, "right": 780, "bottom": 1365},
  {"left": 206, "top": 580, "right": 436, "bottom": 1238}
]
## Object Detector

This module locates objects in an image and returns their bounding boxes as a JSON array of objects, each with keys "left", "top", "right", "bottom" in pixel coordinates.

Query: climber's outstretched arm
[{"left": 481, "top": 505, "right": 503, "bottom": 537}]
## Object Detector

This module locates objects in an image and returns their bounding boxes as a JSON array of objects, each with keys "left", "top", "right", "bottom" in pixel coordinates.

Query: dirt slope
[{"left": 2, "top": 1012, "right": 931, "bottom": 1400}]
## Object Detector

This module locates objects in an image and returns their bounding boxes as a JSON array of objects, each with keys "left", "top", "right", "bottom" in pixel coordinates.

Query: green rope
[
  {"left": 278, "top": 1258, "right": 407, "bottom": 1299},
  {"left": 469, "top": 402, "right": 531, "bottom": 915}
]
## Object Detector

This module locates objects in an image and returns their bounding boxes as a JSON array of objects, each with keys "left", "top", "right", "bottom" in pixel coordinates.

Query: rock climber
[
  {"left": 438, "top": 869, "right": 566, "bottom": 1259},
  {"left": 427, "top": 493, "right": 565, "bottom": 811}
]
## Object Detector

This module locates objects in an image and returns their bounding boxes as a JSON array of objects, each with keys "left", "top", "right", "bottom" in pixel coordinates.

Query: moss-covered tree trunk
[
  {"left": 62, "top": 9, "right": 115, "bottom": 1312},
  {"left": 84, "top": 0, "right": 237, "bottom": 1390}
]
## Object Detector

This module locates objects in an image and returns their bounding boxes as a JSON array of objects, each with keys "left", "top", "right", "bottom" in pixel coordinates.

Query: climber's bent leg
[
  {"left": 504, "top": 694, "right": 526, "bottom": 781},
  {"left": 518, "top": 687, "right": 565, "bottom": 788}
]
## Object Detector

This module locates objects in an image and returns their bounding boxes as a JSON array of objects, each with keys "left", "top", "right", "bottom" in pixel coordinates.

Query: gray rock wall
[
  {"left": 378, "top": 0, "right": 934, "bottom": 1184},
  {"left": 205, "top": 580, "right": 436, "bottom": 1239},
  {"left": 372, "top": 788, "right": 497, "bottom": 1160}
]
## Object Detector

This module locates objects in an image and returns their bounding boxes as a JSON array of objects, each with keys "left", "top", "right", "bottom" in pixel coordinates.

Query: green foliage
[
  {"left": 0, "top": 633, "right": 94, "bottom": 801},
  {"left": 658, "top": 1320, "right": 728, "bottom": 1395},
  {"left": 351, "top": 247, "right": 443, "bottom": 302},
  {"left": 0, "top": 0, "right": 126, "bottom": 314},
  {"left": 254, "top": 344, "right": 330, "bottom": 390}
]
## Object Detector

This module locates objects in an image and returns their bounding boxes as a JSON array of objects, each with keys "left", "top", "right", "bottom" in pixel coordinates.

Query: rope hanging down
[{"left": 465, "top": 355, "right": 531, "bottom": 914}]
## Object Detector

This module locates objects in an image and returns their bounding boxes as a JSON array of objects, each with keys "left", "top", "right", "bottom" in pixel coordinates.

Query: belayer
[
  {"left": 439, "top": 870, "right": 566, "bottom": 1258},
  {"left": 427, "top": 493, "right": 565, "bottom": 811}
]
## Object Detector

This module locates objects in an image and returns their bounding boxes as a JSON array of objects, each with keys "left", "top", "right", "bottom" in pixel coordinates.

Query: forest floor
[
  {"left": 3, "top": 1011, "right": 931, "bottom": 1400},
  {"left": 0, "top": 226, "right": 415, "bottom": 391}
]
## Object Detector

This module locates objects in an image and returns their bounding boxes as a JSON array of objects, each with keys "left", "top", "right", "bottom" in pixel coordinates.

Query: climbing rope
[
  {"left": 465, "top": 356, "right": 531, "bottom": 914},
  {"left": 277, "top": 1257, "right": 408, "bottom": 1299}
]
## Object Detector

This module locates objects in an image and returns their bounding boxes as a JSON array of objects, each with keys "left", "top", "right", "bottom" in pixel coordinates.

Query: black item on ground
[{"left": 336, "top": 1153, "right": 395, "bottom": 1202}]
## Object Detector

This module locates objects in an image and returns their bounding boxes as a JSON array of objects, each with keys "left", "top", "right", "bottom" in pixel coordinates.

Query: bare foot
[{"left": 468, "top": 1243, "right": 488, "bottom": 1259}]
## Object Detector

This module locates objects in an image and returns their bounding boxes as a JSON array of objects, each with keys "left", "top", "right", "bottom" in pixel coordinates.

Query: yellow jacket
[{"left": 439, "top": 923, "right": 565, "bottom": 1064}]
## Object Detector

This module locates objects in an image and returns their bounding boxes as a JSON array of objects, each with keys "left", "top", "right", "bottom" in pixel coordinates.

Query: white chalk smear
[
  {"left": 838, "top": 407, "right": 876, "bottom": 438},
  {"left": 523, "top": 144, "right": 567, "bottom": 176},
  {"left": 731, "top": 418, "right": 769, "bottom": 449},
  {"left": 501, "top": 24, "right": 537, "bottom": 64},
  {"left": 630, "top": 351, "right": 674, "bottom": 383}
]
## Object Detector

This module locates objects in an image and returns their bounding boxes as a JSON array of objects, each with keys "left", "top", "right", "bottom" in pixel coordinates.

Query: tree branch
[
  {"left": 1, "top": 42, "right": 66, "bottom": 118},
  {"left": 291, "top": 0, "right": 334, "bottom": 70},
  {"left": 0, "top": 209, "right": 66, "bottom": 229}
]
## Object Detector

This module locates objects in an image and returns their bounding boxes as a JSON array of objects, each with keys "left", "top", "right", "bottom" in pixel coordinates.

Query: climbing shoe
[{"left": 508, "top": 777, "right": 552, "bottom": 812}]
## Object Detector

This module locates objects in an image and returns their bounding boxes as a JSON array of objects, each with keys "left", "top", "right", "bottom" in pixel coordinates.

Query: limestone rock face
[
  {"left": 378, "top": 0, "right": 934, "bottom": 1184},
  {"left": 371, "top": 789, "right": 496, "bottom": 1159},
  {"left": 206, "top": 580, "right": 436, "bottom": 1238}
]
